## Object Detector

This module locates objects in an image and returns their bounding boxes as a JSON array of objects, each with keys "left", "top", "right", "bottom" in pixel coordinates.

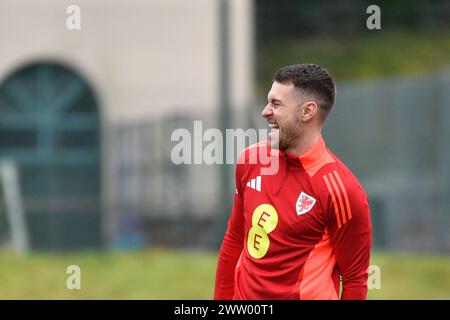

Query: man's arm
[
  {"left": 214, "top": 165, "right": 245, "bottom": 300},
  {"left": 325, "top": 172, "right": 372, "bottom": 300}
]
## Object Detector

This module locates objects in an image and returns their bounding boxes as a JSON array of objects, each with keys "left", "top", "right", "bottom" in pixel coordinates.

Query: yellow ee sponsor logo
[{"left": 247, "top": 204, "right": 278, "bottom": 259}]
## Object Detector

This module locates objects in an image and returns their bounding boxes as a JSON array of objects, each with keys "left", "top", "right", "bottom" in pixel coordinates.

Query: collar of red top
[{"left": 279, "top": 136, "right": 328, "bottom": 170}]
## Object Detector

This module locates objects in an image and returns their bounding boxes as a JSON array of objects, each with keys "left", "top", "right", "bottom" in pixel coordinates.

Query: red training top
[{"left": 214, "top": 136, "right": 372, "bottom": 300}]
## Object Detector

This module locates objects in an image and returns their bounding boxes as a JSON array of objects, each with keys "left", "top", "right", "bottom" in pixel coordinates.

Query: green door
[{"left": 0, "top": 63, "right": 101, "bottom": 250}]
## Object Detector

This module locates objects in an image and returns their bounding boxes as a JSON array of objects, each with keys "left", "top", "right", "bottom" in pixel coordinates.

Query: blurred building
[{"left": 0, "top": 0, "right": 254, "bottom": 250}]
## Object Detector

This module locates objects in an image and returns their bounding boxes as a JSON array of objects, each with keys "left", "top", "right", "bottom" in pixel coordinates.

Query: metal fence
[{"left": 323, "top": 68, "right": 450, "bottom": 252}]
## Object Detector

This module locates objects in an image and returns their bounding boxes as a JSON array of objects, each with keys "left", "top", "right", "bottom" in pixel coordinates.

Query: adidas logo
[{"left": 246, "top": 176, "right": 261, "bottom": 192}]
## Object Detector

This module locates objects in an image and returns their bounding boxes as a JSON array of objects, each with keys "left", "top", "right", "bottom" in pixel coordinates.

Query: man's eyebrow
[{"left": 268, "top": 97, "right": 283, "bottom": 104}]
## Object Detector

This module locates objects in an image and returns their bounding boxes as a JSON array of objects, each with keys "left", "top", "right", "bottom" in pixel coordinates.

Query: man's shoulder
[
  {"left": 237, "top": 140, "right": 271, "bottom": 165},
  {"left": 315, "top": 149, "right": 367, "bottom": 198}
]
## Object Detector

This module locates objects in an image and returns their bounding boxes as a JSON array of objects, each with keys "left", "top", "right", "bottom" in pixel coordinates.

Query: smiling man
[{"left": 214, "top": 64, "right": 372, "bottom": 300}]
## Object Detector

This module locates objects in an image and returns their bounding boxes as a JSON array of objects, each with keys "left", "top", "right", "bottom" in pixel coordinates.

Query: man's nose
[{"left": 261, "top": 104, "right": 272, "bottom": 118}]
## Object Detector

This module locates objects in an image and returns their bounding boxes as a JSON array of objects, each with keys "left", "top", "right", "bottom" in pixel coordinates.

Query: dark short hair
[{"left": 273, "top": 63, "right": 336, "bottom": 118}]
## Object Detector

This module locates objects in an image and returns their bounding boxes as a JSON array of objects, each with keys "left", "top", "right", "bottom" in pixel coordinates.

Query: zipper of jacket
[{"left": 275, "top": 152, "right": 289, "bottom": 196}]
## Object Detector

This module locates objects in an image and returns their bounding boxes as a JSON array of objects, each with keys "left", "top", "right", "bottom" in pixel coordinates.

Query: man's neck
[{"left": 285, "top": 128, "right": 322, "bottom": 156}]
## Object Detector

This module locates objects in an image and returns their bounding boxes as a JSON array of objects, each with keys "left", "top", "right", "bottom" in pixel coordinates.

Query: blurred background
[{"left": 0, "top": 0, "right": 449, "bottom": 299}]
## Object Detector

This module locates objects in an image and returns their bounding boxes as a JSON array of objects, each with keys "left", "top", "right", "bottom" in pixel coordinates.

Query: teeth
[{"left": 269, "top": 123, "right": 279, "bottom": 129}]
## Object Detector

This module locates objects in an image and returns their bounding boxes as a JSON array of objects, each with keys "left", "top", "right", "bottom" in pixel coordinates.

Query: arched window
[{"left": 0, "top": 62, "right": 101, "bottom": 250}]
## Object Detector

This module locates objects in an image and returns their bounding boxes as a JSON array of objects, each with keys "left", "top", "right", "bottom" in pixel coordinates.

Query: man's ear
[{"left": 301, "top": 101, "right": 318, "bottom": 122}]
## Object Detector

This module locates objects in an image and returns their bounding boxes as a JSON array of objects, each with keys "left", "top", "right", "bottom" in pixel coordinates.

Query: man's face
[{"left": 262, "top": 82, "right": 303, "bottom": 151}]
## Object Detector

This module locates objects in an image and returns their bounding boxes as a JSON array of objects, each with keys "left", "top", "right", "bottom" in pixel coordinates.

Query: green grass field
[{"left": 0, "top": 248, "right": 448, "bottom": 299}]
